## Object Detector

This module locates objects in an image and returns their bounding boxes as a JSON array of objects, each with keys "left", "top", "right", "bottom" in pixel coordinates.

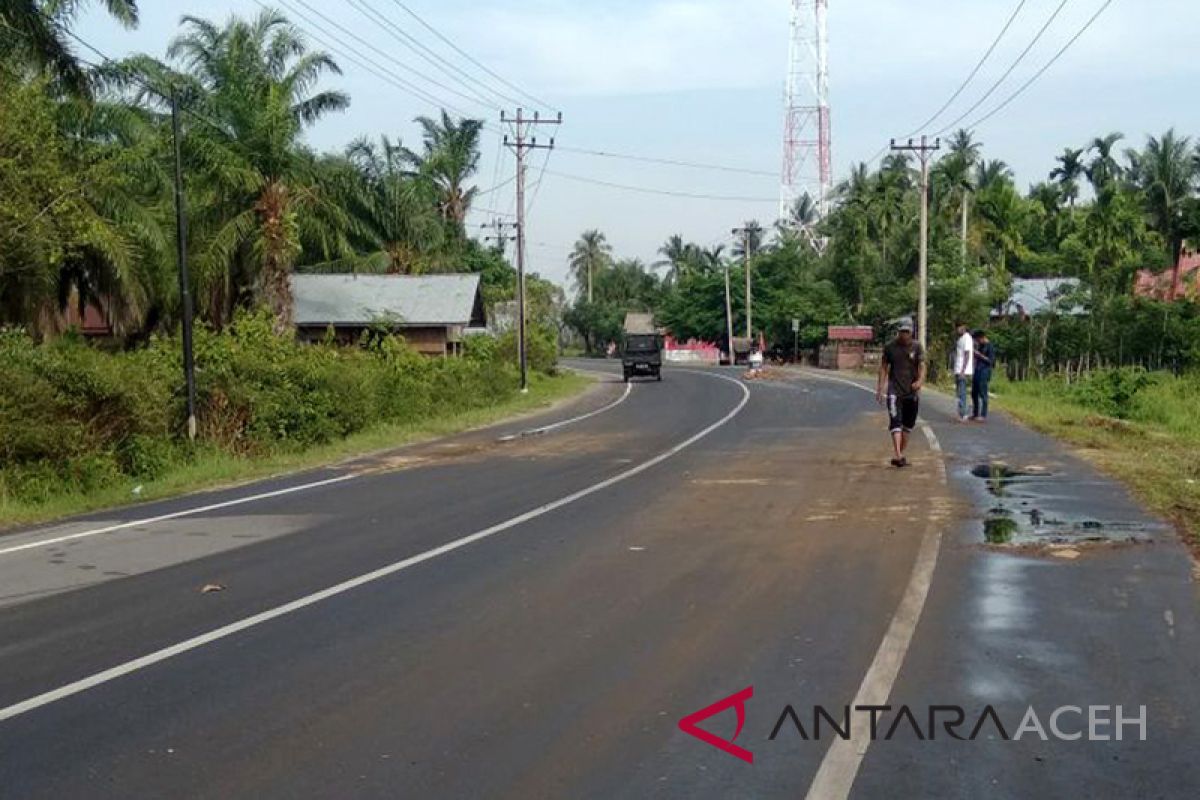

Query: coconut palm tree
[
  {"left": 655, "top": 234, "right": 692, "bottom": 284},
  {"left": 0, "top": 0, "right": 138, "bottom": 96},
  {"left": 1049, "top": 148, "right": 1086, "bottom": 210},
  {"left": 569, "top": 229, "right": 611, "bottom": 302},
  {"left": 1132, "top": 129, "right": 1195, "bottom": 265},
  {"left": 400, "top": 111, "right": 484, "bottom": 230},
  {"left": 122, "top": 10, "right": 352, "bottom": 329}
]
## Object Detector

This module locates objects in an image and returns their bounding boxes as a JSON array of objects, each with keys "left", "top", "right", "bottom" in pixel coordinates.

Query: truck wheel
[{"left": 655, "top": 370, "right": 662, "bottom": 382}]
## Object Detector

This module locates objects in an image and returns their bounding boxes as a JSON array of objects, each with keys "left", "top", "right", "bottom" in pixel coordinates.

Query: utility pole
[
  {"left": 503, "top": 109, "right": 561, "bottom": 393},
  {"left": 723, "top": 263, "right": 735, "bottom": 366},
  {"left": 170, "top": 90, "right": 197, "bottom": 441},
  {"left": 890, "top": 135, "right": 940, "bottom": 351},
  {"left": 732, "top": 224, "right": 762, "bottom": 339},
  {"left": 481, "top": 218, "right": 517, "bottom": 256}
]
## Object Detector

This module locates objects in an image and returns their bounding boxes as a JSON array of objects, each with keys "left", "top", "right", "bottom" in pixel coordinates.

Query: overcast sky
[{"left": 81, "top": 0, "right": 1200, "bottom": 291}]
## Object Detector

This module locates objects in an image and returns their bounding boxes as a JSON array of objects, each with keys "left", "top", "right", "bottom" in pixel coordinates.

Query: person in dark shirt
[
  {"left": 876, "top": 320, "right": 927, "bottom": 468},
  {"left": 971, "top": 330, "right": 996, "bottom": 421}
]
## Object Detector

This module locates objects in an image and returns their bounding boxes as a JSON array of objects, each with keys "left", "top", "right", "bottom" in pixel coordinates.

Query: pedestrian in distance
[
  {"left": 953, "top": 322, "right": 975, "bottom": 422},
  {"left": 971, "top": 329, "right": 996, "bottom": 422},
  {"left": 877, "top": 319, "right": 926, "bottom": 468}
]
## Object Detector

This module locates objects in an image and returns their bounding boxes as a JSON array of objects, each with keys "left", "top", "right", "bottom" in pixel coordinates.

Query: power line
[
  {"left": 541, "top": 169, "right": 778, "bottom": 202},
  {"left": 276, "top": 0, "right": 494, "bottom": 114},
  {"left": 931, "top": 0, "right": 1073, "bottom": 136},
  {"left": 554, "top": 145, "right": 776, "bottom": 177},
  {"left": 963, "top": 0, "right": 1117, "bottom": 131},
  {"left": 256, "top": 0, "right": 472, "bottom": 117},
  {"left": 384, "top": 0, "right": 557, "bottom": 113},
  {"left": 906, "top": 0, "right": 1030, "bottom": 137},
  {"left": 863, "top": 0, "right": 1061, "bottom": 167},
  {"left": 342, "top": 0, "right": 506, "bottom": 110}
]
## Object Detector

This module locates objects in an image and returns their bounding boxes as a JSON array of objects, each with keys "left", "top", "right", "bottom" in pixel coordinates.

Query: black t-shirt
[{"left": 883, "top": 339, "right": 925, "bottom": 397}]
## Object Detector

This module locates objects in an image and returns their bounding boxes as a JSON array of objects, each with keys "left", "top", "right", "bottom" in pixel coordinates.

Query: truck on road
[{"left": 622, "top": 313, "right": 663, "bottom": 382}]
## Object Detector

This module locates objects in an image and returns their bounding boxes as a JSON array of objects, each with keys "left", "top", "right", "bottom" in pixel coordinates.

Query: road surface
[{"left": 1, "top": 363, "right": 1198, "bottom": 798}]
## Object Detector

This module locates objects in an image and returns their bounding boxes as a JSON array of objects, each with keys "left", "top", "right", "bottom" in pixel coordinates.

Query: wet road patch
[{"left": 972, "top": 461, "right": 1157, "bottom": 549}]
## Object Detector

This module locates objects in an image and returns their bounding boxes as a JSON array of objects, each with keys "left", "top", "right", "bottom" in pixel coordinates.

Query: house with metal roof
[
  {"left": 290, "top": 273, "right": 487, "bottom": 355},
  {"left": 992, "top": 278, "right": 1086, "bottom": 319}
]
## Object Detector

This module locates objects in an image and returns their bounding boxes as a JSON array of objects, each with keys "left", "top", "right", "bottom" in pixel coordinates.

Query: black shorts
[{"left": 887, "top": 393, "right": 919, "bottom": 433}]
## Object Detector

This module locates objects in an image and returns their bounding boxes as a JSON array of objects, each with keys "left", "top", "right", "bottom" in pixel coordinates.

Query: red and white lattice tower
[{"left": 780, "top": 0, "right": 831, "bottom": 225}]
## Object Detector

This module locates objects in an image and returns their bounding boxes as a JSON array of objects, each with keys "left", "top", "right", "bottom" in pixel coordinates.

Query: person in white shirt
[{"left": 953, "top": 322, "right": 975, "bottom": 421}]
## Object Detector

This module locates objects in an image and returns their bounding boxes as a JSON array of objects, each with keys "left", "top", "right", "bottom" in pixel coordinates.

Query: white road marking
[
  {"left": 804, "top": 421, "right": 948, "bottom": 800},
  {"left": 0, "top": 475, "right": 357, "bottom": 558},
  {"left": 523, "top": 379, "right": 632, "bottom": 436},
  {"left": 4, "top": 374, "right": 632, "bottom": 556},
  {"left": 0, "top": 373, "right": 750, "bottom": 723}
]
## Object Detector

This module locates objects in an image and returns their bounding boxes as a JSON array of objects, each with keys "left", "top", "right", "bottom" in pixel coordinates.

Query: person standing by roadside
[
  {"left": 953, "top": 322, "right": 975, "bottom": 422},
  {"left": 971, "top": 330, "right": 996, "bottom": 422},
  {"left": 877, "top": 319, "right": 926, "bottom": 468}
]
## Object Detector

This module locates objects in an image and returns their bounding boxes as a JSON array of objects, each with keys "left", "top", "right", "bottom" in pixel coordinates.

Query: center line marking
[{"left": 0, "top": 372, "right": 749, "bottom": 724}]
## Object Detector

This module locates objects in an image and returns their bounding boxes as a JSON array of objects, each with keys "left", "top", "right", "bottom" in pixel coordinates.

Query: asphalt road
[{"left": 1, "top": 362, "right": 1198, "bottom": 798}]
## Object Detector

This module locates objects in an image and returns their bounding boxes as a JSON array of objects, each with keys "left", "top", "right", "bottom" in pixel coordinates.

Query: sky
[{"left": 80, "top": 0, "right": 1200, "bottom": 291}]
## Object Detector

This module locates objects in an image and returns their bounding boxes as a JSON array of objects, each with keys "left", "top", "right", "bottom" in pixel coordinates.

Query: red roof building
[{"left": 1134, "top": 247, "right": 1200, "bottom": 302}]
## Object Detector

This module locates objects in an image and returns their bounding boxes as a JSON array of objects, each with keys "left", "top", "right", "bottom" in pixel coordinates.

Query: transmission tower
[{"left": 780, "top": 0, "right": 831, "bottom": 225}]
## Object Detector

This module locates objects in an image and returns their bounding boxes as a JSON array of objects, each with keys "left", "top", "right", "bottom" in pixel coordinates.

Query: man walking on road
[
  {"left": 954, "top": 322, "right": 975, "bottom": 422},
  {"left": 877, "top": 319, "right": 926, "bottom": 468},
  {"left": 971, "top": 329, "right": 996, "bottom": 422}
]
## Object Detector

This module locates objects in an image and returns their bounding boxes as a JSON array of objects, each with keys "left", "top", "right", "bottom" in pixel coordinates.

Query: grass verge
[
  {"left": 991, "top": 374, "right": 1200, "bottom": 548},
  {"left": 0, "top": 371, "right": 591, "bottom": 531}
]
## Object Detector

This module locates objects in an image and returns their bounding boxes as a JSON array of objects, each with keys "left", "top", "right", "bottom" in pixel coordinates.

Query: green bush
[
  {"left": 0, "top": 311, "right": 549, "bottom": 505},
  {"left": 1071, "top": 367, "right": 1154, "bottom": 419}
]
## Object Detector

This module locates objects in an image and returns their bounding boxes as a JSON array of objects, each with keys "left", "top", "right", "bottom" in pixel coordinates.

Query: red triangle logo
[{"left": 678, "top": 686, "right": 755, "bottom": 764}]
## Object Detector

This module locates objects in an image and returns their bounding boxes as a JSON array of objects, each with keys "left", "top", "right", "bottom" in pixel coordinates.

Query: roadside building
[
  {"left": 819, "top": 325, "right": 874, "bottom": 370},
  {"left": 290, "top": 273, "right": 487, "bottom": 356}
]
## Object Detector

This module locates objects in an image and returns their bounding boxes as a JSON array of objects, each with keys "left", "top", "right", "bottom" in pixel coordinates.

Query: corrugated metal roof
[
  {"left": 291, "top": 273, "right": 483, "bottom": 326},
  {"left": 996, "top": 278, "right": 1085, "bottom": 317}
]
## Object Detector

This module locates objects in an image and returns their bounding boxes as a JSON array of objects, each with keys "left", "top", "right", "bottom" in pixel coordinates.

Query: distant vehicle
[
  {"left": 622, "top": 333, "right": 663, "bottom": 382},
  {"left": 621, "top": 312, "right": 663, "bottom": 382}
]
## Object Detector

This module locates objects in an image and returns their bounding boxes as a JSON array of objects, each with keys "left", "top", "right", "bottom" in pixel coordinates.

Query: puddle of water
[{"left": 972, "top": 461, "right": 1153, "bottom": 548}]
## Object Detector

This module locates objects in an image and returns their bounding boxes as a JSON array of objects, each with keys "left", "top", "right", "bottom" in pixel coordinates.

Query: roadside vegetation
[
  {"left": 563, "top": 130, "right": 1200, "bottom": 373},
  {"left": 0, "top": 313, "right": 571, "bottom": 527},
  {"left": 0, "top": 4, "right": 579, "bottom": 526},
  {"left": 992, "top": 370, "right": 1200, "bottom": 547}
]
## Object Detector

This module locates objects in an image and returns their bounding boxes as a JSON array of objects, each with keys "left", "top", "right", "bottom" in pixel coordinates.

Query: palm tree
[
  {"left": 124, "top": 10, "right": 352, "bottom": 329},
  {"left": 400, "top": 111, "right": 484, "bottom": 230},
  {"left": 1133, "top": 129, "right": 1195, "bottom": 266},
  {"left": 0, "top": 0, "right": 138, "bottom": 96},
  {"left": 1086, "top": 132, "right": 1124, "bottom": 191},
  {"left": 569, "top": 229, "right": 611, "bottom": 302},
  {"left": 1049, "top": 148, "right": 1086, "bottom": 210},
  {"left": 313, "top": 136, "right": 444, "bottom": 275},
  {"left": 655, "top": 234, "right": 691, "bottom": 284}
]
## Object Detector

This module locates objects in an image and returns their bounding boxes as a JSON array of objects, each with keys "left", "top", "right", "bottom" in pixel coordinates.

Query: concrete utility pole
[
  {"left": 732, "top": 224, "right": 762, "bottom": 339},
  {"left": 502, "top": 109, "right": 561, "bottom": 393},
  {"left": 890, "top": 135, "right": 940, "bottom": 351}
]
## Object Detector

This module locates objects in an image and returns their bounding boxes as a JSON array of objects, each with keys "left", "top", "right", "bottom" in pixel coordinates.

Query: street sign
[{"left": 791, "top": 318, "right": 800, "bottom": 332}]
